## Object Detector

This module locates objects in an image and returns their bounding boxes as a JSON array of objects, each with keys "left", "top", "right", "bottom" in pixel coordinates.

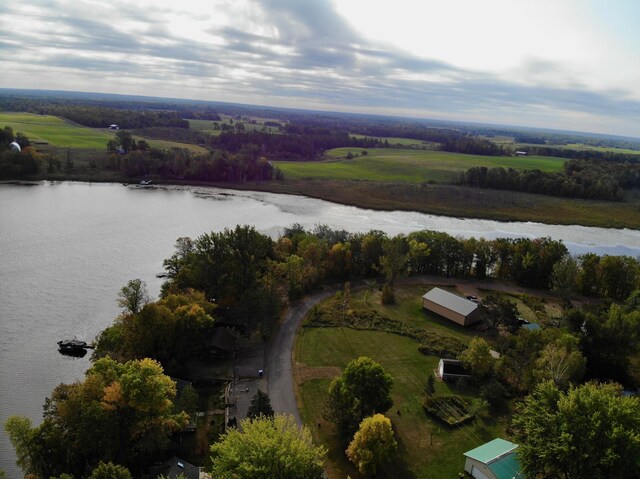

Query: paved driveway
[{"left": 266, "top": 289, "right": 335, "bottom": 425}]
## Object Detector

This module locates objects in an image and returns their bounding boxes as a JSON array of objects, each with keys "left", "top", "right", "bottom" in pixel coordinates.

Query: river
[{"left": 1, "top": 181, "right": 638, "bottom": 477}]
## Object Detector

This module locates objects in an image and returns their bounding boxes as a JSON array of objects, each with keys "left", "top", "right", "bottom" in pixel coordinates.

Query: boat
[{"left": 57, "top": 338, "right": 94, "bottom": 356}]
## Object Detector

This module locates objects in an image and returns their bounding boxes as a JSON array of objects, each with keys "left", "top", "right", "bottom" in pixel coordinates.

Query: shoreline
[{"left": 3, "top": 176, "right": 640, "bottom": 230}]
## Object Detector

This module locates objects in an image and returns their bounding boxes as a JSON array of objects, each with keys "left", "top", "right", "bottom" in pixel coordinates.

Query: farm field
[
  {"left": 0, "top": 112, "right": 113, "bottom": 148},
  {"left": 349, "top": 133, "right": 438, "bottom": 148},
  {"left": 274, "top": 147, "right": 566, "bottom": 183},
  {"left": 186, "top": 116, "right": 283, "bottom": 134},
  {"left": 294, "top": 285, "right": 510, "bottom": 479}
]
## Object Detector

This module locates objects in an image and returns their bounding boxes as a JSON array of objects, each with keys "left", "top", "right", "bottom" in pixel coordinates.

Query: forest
[{"left": 456, "top": 159, "right": 640, "bottom": 201}]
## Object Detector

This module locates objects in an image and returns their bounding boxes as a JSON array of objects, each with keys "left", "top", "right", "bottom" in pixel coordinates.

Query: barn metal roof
[{"left": 423, "top": 287, "right": 478, "bottom": 316}]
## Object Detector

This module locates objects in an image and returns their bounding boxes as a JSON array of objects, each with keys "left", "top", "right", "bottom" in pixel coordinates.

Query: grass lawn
[
  {"left": 0, "top": 112, "right": 113, "bottom": 148},
  {"left": 294, "top": 284, "right": 513, "bottom": 478},
  {"left": 274, "top": 148, "right": 566, "bottom": 183}
]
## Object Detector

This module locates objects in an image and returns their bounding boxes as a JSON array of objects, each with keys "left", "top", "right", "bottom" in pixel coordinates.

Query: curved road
[{"left": 266, "top": 289, "right": 335, "bottom": 425}]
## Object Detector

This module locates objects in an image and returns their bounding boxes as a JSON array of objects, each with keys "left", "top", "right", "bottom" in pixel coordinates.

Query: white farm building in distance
[{"left": 422, "top": 287, "right": 481, "bottom": 326}]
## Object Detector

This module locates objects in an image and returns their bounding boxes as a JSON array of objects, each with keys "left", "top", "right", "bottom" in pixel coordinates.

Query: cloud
[{"left": 0, "top": 0, "right": 638, "bottom": 137}]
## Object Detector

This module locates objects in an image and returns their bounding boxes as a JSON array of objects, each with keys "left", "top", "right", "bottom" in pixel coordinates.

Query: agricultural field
[
  {"left": 349, "top": 133, "right": 438, "bottom": 148},
  {"left": 138, "top": 138, "right": 209, "bottom": 155},
  {"left": 186, "top": 115, "right": 284, "bottom": 134},
  {"left": 275, "top": 147, "right": 566, "bottom": 183},
  {"left": 294, "top": 284, "right": 510, "bottom": 479},
  {"left": 0, "top": 112, "right": 113, "bottom": 148}
]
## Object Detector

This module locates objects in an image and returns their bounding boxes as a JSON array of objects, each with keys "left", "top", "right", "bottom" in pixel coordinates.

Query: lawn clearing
[
  {"left": 0, "top": 112, "right": 113, "bottom": 148},
  {"left": 294, "top": 283, "right": 515, "bottom": 478},
  {"left": 274, "top": 148, "right": 565, "bottom": 183},
  {"left": 294, "top": 327, "right": 508, "bottom": 479},
  {"left": 349, "top": 133, "right": 438, "bottom": 148}
]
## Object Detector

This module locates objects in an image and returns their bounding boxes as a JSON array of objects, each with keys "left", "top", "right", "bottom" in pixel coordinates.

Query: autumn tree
[
  {"left": 6, "top": 357, "right": 187, "bottom": 478},
  {"left": 512, "top": 381, "right": 640, "bottom": 479},
  {"left": 533, "top": 335, "right": 585, "bottom": 389},
  {"left": 346, "top": 414, "right": 397, "bottom": 476},
  {"left": 551, "top": 255, "right": 579, "bottom": 303},
  {"left": 210, "top": 415, "right": 325, "bottom": 479}
]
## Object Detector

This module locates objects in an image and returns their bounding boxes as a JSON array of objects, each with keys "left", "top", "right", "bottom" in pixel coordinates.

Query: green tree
[
  {"left": 379, "top": 236, "right": 409, "bottom": 285},
  {"left": 551, "top": 255, "right": 578, "bottom": 303},
  {"left": 116, "top": 278, "right": 150, "bottom": 314},
  {"left": 459, "top": 337, "right": 495, "bottom": 380},
  {"left": 210, "top": 414, "right": 325, "bottom": 479},
  {"left": 533, "top": 335, "right": 585, "bottom": 389},
  {"left": 512, "top": 381, "right": 640, "bottom": 479},
  {"left": 247, "top": 390, "right": 274, "bottom": 419},
  {"left": 88, "top": 461, "right": 132, "bottom": 479},
  {"left": 346, "top": 414, "right": 397, "bottom": 476},
  {"left": 4, "top": 416, "right": 37, "bottom": 476},
  {"left": 481, "top": 294, "right": 519, "bottom": 333},
  {"left": 324, "top": 357, "right": 393, "bottom": 440}
]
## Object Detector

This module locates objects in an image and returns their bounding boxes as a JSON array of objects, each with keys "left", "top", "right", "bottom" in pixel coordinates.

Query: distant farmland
[
  {"left": 274, "top": 147, "right": 566, "bottom": 183},
  {"left": 0, "top": 112, "right": 113, "bottom": 148}
]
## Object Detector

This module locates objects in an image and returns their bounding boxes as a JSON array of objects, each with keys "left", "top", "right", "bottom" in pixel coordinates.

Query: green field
[
  {"left": 275, "top": 148, "right": 566, "bottom": 183},
  {"left": 187, "top": 116, "right": 283, "bottom": 134},
  {"left": 0, "top": 112, "right": 114, "bottom": 148},
  {"left": 294, "top": 286, "right": 509, "bottom": 479},
  {"left": 349, "top": 133, "right": 438, "bottom": 148}
]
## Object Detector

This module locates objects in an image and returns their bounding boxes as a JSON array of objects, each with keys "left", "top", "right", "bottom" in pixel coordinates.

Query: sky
[{"left": 1, "top": 0, "right": 639, "bottom": 137}]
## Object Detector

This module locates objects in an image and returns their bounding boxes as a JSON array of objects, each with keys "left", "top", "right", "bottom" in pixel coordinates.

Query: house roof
[
  {"left": 423, "top": 287, "right": 478, "bottom": 316},
  {"left": 149, "top": 456, "right": 200, "bottom": 479},
  {"left": 205, "top": 327, "right": 237, "bottom": 352}
]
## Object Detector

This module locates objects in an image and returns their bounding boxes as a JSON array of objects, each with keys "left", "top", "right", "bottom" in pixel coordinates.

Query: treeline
[
  {"left": 0, "top": 127, "right": 42, "bottom": 178},
  {"left": 138, "top": 127, "right": 382, "bottom": 160},
  {"left": 520, "top": 145, "right": 640, "bottom": 163},
  {"left": 456, "top": 159, "right": 640, "bottom": 201},
  {"left": 440, "top": 136, "right": 510, "bottom": 156}
]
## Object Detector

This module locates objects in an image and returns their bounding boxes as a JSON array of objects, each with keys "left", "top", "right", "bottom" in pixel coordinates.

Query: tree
[
  {"left": 459, "top": 337, "right": 495, "bottom": 380},
  {"left": 116, "top": 278, "right": 150, "bottom": 314},
  {"left": 379, "top": 236, "right": 409, "bottom": 285},
  {"left": 88, "top": 461, "right": 132, "bottom": 479},
  {"left": 512, "top": 381, "right": 640, "bottom": 479},
  {"left": 4, "top": 416, "right": 37, "bottom": 476},
  {"left": 247, "top": 390, "right": 274, "bottom": 419},
  {"left": 481, "top": 294, "right": 519, "bottom": 333},
  {"left": 551, "top": 255, "right": 578, "bottom": 303},
  {"left": 324, "top": 357, "right": 393, "bottom": 440},
  {"left": 8, "top": 357, "right": 188, "bottom": 478},
  {"left": 346, "top": 414, "right": 397, "bottom": 476},
  {"left": 533, "top": 335, "right": 585, "bottom": 389},
  {"left": 210, "top": 414, "right": 325, "bottom": 479}
]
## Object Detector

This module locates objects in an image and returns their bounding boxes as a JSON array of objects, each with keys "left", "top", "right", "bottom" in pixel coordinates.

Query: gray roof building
[{"left": 422, "top": 287, "right": 481, "bottom": 326}]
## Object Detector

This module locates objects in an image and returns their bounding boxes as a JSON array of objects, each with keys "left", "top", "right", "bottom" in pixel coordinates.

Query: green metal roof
[
  {"left": 464, "top": 438, "right": 517, "bottom": 463},
  {"left": 489, "top": 452, "right": 524, "bottom": 479}
]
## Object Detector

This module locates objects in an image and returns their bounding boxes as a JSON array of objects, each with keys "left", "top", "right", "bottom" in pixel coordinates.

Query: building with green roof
[{"left": 463, "top": 438, "right": 525, "bottom": 479}]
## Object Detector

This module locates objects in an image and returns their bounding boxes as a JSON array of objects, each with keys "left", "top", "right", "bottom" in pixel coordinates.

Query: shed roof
[
  {"left": 423, "top": 287, "right": 478, "bottom": 316},
  {"left": 464, "top": 438, "right": 518, "bottom": 464},
  {"left": 489, "top": 453, "right": 524, "bottom": 479},
  {"left": 205, "top": 327, "right": 237, "bottom": 352}
]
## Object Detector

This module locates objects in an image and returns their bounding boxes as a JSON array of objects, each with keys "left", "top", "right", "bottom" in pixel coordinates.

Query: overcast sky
[{"left": 1, "top": 0, "right": 639, "bottom": 137}]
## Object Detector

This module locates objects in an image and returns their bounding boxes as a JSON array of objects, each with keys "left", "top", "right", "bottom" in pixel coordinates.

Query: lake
[{"left": 1, "top": 181, "right": 639, "bottom": 476}]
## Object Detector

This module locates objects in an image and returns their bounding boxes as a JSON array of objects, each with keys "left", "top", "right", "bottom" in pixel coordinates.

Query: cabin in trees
[
  {"left": 437, "top": 358, "right": 471, "bottom": 381},
  {"left": 149, "top": 456, "right": 200, "bottom": 479},
  {"left": 463, "top": 438, "right": 525, "bottom": 479},
  {"left": 200, "top": 327, "right": 237, "bottom": 359},
  {"left": 422, "top": 287, "right": 481, "bottom": 326}
]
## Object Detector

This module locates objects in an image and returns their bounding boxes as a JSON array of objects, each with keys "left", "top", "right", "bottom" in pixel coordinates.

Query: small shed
[
  {"left": 9, "top": 141, "right": 21, "bottom": 152},
  {"left": 109, "top": 124, "right": 119, "bottom": 129},
  {"left": 422, "top": 287, "right": 481, "bottom": 326},
  {"left": 437, "top": 358, "right": 471, "bottom": 381},
  {"left": 464, "top": 438, "right": 525, "bottom": 479}
]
